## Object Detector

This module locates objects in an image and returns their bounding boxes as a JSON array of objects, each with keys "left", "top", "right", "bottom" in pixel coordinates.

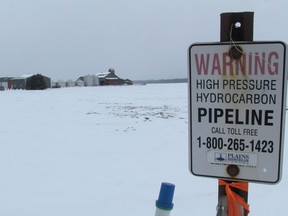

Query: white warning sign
[{"left": 188, "top": 41, "right": 287, "bottom": 184}]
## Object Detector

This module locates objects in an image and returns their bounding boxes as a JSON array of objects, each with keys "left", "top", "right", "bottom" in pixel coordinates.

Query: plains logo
[
  {"left": 214, "top": 153, "right": 227, "bottom": 162},
  {"left": 214, "top": 152, "right": 250, "bottom": 164},
  {"left": 208, "top": 151, "right": 257, "bottom": 166}
]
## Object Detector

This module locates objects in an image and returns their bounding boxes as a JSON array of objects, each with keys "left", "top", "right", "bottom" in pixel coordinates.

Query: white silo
[
  {"left": 76, "top": 79, "right": 85, "bottom": 87},
  {"left": 84, "top": 75, "right": 94, "bottom": 86},
  {"left": 66, "top": 80, "right": 76, "bottom": 87}
]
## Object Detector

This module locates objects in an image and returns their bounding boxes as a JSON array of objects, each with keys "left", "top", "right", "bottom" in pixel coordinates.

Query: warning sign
[{"left": 188, "top": 41, "right": 287, "bottom": 183}]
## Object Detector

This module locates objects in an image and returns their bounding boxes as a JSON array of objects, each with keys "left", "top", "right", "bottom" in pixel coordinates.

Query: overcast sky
[{"left": 0, "top": 0, "right": 287, "bottom": 81}]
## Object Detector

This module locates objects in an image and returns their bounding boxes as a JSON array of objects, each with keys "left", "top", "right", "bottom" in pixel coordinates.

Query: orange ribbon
[{"left": 219, "top": 180, "right": 250, "bottom": 216}]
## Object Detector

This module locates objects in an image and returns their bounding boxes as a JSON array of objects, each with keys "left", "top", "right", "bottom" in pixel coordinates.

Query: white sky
[{"left": 0, "top": 0, "right": 287, "bottom": 81}]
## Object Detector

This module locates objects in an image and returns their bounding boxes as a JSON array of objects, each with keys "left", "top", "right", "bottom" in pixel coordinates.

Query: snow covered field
[{"left": 0, "top": 83, "right": 287, "bottom": 216}]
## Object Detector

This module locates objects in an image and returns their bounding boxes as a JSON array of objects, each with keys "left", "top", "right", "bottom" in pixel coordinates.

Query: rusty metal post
[
  {"left": 220, "top": 12, "right": 254, "bottom": 42},
  {"left": 217, "top": 12, "right": 254, "bottom": 216}
]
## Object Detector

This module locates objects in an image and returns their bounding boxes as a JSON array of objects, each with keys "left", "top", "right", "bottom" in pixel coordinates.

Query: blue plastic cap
[{"left": 156, "top": 182, "right": 175, "bottom": 210}]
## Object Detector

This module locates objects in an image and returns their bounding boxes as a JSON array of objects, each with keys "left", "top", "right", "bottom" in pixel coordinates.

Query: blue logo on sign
[{"left": 215, "top": 153, "right": 227, "bottom": 162}]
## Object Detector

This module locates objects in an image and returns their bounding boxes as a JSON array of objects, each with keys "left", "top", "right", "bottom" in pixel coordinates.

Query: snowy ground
[{"left": 0, "top": 83, "right": 287, "bottom": 216}]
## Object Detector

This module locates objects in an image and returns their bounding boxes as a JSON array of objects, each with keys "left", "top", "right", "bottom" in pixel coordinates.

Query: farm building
[
  {"left": 97, "top": 68, "right": 125, "bottom": 86},
  {"left": 55, "top": 80, "right": 66, "bottom": 88},
  {"left": 76, "top": 76, "right": 95, "bottom": 86},
  {"left": 9, "top": 74, "right": 51, "bottom": 90},
  {"left": 0, "top": 77, "right": 13, "bottom": 90},
  {"left": 124, "top": 79, "right": 133, "bottom": 85},
  {"left": 76, "top": 79, "right": 85, "bottom": 87},
  {"left": 75, "top": 69, "right": 128, "bottom": 87}
]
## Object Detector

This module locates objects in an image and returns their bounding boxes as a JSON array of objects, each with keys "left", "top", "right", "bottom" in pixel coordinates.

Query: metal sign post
[
  {"left": 188, "top": 12, "right": 287, "bottom": 216},
  {"left": 218, "top": 12, "right": 253, "bottom": 216}
]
